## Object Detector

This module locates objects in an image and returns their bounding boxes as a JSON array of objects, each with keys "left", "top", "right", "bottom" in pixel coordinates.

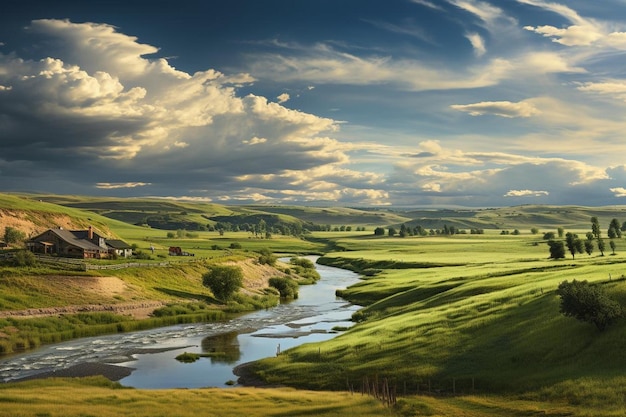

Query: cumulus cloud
[
  {"left": 450, "top": 100, "right": 539, "bottom": 117},
  {"left": 504, "top": 189, "right": 549, "bottom": 197},
  {"left": 277, "top": 93, "right": 290, "bottom": 103},
  {"left": 0, "top": 19, "right": 385, "bottom": 205}
]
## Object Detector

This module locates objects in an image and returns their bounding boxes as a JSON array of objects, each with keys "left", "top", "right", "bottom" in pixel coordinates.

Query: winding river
[{"left": 0, "top": 258, "right": 361, "bottom": 388}]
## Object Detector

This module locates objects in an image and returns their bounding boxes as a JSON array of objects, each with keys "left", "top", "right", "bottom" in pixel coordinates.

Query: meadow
[
  {"left": 249, "top": 229, "right": 626, "bottom": 414},
  {"left": 3, "top": 194, "right": 626, "bottom": 415}
]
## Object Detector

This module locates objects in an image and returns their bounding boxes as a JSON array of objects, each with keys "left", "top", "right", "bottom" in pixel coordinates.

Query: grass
[
  {"left": 0, "top": 377, "right": 393, "bottom": 417},
  {"left": 250, "top": 231, "right": 626, "bottom": 414}
]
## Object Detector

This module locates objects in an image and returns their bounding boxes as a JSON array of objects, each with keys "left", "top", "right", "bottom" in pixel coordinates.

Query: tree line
[{"left": 548, "top": 217, "right": 624, "bottom": 260}]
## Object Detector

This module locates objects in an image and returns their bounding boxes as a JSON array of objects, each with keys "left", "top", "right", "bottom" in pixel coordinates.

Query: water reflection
[
  {"left": 0, "top": 257, "right": 362, "bottom": 388},
  {"left": 201, "top": 331, "right": 241, "bottom": 364}
]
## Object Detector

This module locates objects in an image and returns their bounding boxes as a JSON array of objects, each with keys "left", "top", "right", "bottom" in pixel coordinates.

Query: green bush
[
  {"left": 269, "top": 277, "right": 299, "bottom": 299},
  {"left": 258, "top": 248, "right": 276, "bottom": 266},
  {"left": 557, "top": 280, "right": 623, "bottom": 331},
  {"left": 12, "top": 250, "right": 38, "bottom": 267}
]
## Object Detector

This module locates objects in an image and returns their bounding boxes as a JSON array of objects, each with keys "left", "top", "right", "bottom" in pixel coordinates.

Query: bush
[
  {"left": 202, "top": 265, "right": 244, "bottom": 301},
  {"left": 290, "top": 257, "right": 315, "bottom": 269},
  {"left": 268, "top": 277, "right": 299, "bottom": 299},
  {"left": 556, "top": 280, "right": 623, "bottom": 331},
  {"left": 12, "top": 250, "right": 37, "bottom": 267},
  {"left": 258, "top": 248, "right": 276, "bottom": 266},
  {"left": 229, "top": 242, "right": 242, "bottom": 249},
  {"left": 4, "top": 227, "right": 26, "bottom": 244}
]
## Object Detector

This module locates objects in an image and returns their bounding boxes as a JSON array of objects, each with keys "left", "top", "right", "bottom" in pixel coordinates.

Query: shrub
[
  {"left": 229, "top": 242, "right": 242, "bottom": 249},
  {"left": 4, "top": 227, "right": 26, "bottom": 244},
  {"left": 258, "top": 248, "right": 276, "bottom": 266},
  {"left": 12, "top": 250, "right": 37, "bottom": 267},
  {"left": 269, "top": 277, "right": 299, "bottom": 299},
  {"left": 556, "top": 280, "right": 623, "bottom": 331},
  {"left": 202, "top": 265, "right": 244, "bottom": 301}
]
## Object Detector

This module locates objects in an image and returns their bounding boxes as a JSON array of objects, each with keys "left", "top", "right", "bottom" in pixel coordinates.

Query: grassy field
[
  {"left": 249, "top": 230, "right": 626, "bottom": 414},
  {"left": 3, "top": 193, "right": 626, "bottom": 415},
  {"left": 0, "top": 377, "right": 393, "bottom": 417}
]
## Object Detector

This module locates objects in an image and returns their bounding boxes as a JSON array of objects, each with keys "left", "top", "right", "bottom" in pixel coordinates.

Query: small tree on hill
[
  {"left": 610, "top": 240, "right": 617, "bottom": 255},
  {"left": 608, "top": 218, "right": 622, "bottom": 239},
  {"left": 547, "top": 240, "right": 565, "bottom": 259},
  {"left": 202, "top": 265, "right": 243, "bottom": 301},
  {"left": 565, "top": 233, "right": 583, "bottom": 260},
  {"left": 584, "top": 239, "right": 594, "bottom": 256},
  {"left": 556, "top": 280, "right": 622, "bottom": 331},
  {"left": 374, "top": 227, "right": 385, "bottom": 236}
]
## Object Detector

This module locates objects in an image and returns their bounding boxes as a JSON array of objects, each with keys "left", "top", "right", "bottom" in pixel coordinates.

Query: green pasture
[{"left": 251, "top": 231, "right": 626, "bottom": 413}]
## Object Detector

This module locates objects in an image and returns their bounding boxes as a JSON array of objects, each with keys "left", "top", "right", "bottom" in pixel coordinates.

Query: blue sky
[{"left": 1, "top": 0, "right": 626, "bottom": 207}]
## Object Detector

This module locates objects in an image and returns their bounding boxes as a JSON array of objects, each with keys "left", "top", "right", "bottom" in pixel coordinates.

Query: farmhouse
[{"left": 27, "top": 226, "right": 131, "bottom": 259}]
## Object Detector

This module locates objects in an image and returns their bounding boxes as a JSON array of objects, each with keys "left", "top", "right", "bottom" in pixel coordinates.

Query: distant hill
[
  {"left": 2, "top": 193, "right": 625, "bottom": 236},
  {"left": 401, "top": 205, "right": 626, "bottom": 231}
]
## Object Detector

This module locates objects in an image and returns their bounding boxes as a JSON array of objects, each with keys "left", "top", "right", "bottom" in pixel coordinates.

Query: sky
[{"left": 1, "top": 0, "right": 626, "bottom": 208}]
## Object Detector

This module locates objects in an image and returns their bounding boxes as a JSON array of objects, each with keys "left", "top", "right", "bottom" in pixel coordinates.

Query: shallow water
[{"left": 0, "top": 258, "right": 361, "bottom": 388}]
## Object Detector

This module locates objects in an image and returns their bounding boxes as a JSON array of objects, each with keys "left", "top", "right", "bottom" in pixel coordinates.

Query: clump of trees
[
  {"left": 557, "top": 280, "right": 622, "bottom": 331},
  {"left": 202, "top": 265, "right": 244, "bottom": 301},
  {"left": 547, "top": 217, "right": 622, "bottom": 259}
]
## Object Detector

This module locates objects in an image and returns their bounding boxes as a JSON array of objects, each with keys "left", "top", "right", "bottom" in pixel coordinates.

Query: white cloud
[
  {"left": 504, "top": 189, "right": 549, "bottom": 197},
  {"left": 610, "top": 187, "right": 626, "bottom": 197},
  {"left": 95, "top": 182, "right": 151, "bottom": 189},
  {"left": 465, "top": 32, "right": 486, "bottom": 56},
  {"left": 277, "top": 93, "right": 290, "bottom": 103},
  {"left": 450, "top": 100, "right": 539, "bottom": 117}
]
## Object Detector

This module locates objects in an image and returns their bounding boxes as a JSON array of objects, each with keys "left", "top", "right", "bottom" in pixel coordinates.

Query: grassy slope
[
  {"left": 0, "top": 377, "right": 393, "bottom": 417},
  {"left": 251, "top": 231, "right": 626, "bottom": 414}
]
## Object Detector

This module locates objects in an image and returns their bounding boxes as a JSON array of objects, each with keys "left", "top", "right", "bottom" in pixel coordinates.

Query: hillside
[
  {"left": 7, "top": 193, "right": 626, "bottom": 235},
  {"left": 0, "top": 194, "right": 120, "bottom": 239}
]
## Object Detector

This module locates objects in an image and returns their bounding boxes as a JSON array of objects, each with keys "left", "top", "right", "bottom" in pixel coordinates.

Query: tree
[
  {"left": 598, "top": 238, "right": 606, "bottom": 256},
  {"left": 530, "top": 227, "right": 539, "bottom": 235},
  {"left": 556, "top": 280, "right": 622, "bottom": 331},
  {"left": 584, "top": 239, "right": 594, "bottom": 256},
  {"left": 591, "top": 217, "right": 601, "bottom": 239},
  {"left": 608, "top": 218, "right": 622, "bottom": 239},
  {"left": 374, "top": 227, "right": 385, "bottom": 236},
  {"left": 202, "top": 265, "right": 244, "bottom": 301},
  {"left": 543, "top": 231, "right": 556, "bottom": 240},
  {"left": 610, "top": 240, "right": 617, "bottom": 255},
  {"left": 565, "top": 233, "right": 583, "bottom": 260},
  {"left": 388, "top": 227, "right": 397, "bottom": 237},
  {"left": 4, "top": 227, "right": 26, "bottom": 244},
  {"left": 557, "top": 227, "right": 564, "bottom": 238},
  {"left": 591, "top": 217, "right": 605, "bottom": 256},
  {"left": 547, "top": 240, "right": 565, "bottom": 259}
]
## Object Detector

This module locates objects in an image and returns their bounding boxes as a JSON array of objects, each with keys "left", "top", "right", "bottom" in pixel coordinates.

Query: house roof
[
  {"left": 106, "top": 239, "right": 131, "bottom": 249},
  {"left": 46, "top": 228, "right": 106, "bottom": 252}
]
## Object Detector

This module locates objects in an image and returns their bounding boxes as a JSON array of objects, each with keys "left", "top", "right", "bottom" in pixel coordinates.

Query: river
[{"left": 0, "top": 258, "right": 361, "bottom": 388}]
